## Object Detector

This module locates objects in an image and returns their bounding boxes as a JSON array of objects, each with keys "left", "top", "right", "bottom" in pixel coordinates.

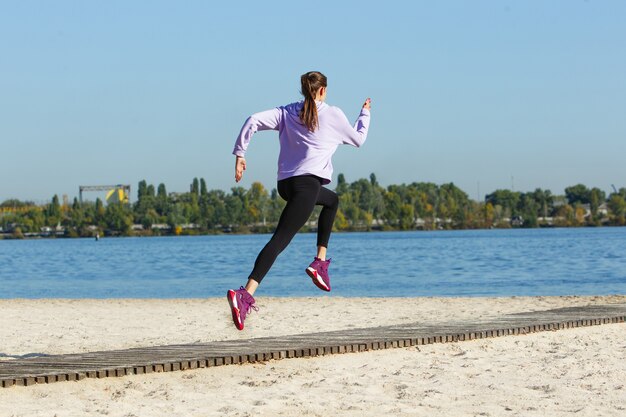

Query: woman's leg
[
  {"left": 247, "top": 176, "right": 321, "bottom": 293},
  {"left": 304, "top": 186, "right": 338, "bottom": 292},
  {"left": 315, "top": 187, "right": 339, "bottom": 260},
  {"left": 243, "top": 278, "right": 259, "bottom": 296}
]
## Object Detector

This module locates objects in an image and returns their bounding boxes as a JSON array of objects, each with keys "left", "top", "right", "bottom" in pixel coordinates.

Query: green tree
[
  {"left": 141, "top": 208, "right": 159, "bottom": 230},
  {"left": 370, "top": 173, "right": 378, "bottom": 187},
  {"left": 191, "top": 178, "right": 200, "bottom": 197},
  {"left": 564, "top": 184, "right": 590, "bottom": 205},
  {"left": 339, "top": 193, "right": 360, "bottom": 229},
  {"left": 518, "top": 193, "right": 539, "bottom": 227},
  {"left": 608, "top": 193, "right": 626, "bottom": 225},
  {"left": 554, "top": 204, "right": 574, "bottom": 227},
  {"left": 532, "top": 188, "right": 554, "bottom": 219},
  {"left": 46, "top": 195, "right": 62, "bottom": 226},
  {"left": 157, "top": 183, "right": 167, "bottom": 199},
  {"left": 104, "top": 203, "right": 133, "bottom": 235},
  {"left": 485, "top": 189, "right": 521, "bottom": 218},
  {"left": 225, "top": 187, "right": 247, "bottom": 226},
  {"left": 399, "top": 203, "right": 415, "bottom": 230},
  {"left": 156, "top": 183, "right": 168, "bottom": 216},
  {"left": 1, "top": 199, "right": 35, "bottom": 208},
  {"left": 95, "top": 198, "right": 106, "bottom": 226},
  {"left": 137, "top": 180, "right": 148, "bottom": 201},
  {"left": 201, "top": 189, "right": 226, "bottom": 229},
  {"left": 21, "top": 209, "right": 45, "bottom": 233},
  {"left": 382, "top": 191, "right": 402, "bottom": 227},
  {"left": 268, "top": 188, "right": 286, "bottom": 224},
  {"left": 187, "top": 194, "right": 201, "bottom": 225},
  {"left": 167, "top": 203, "right": 187, "bottom": 232},
  {"left": 483, "top": 202, "right": 495, "bottom": 228},
  {"left": 334, "top": 208, "right": 349, "bottom": 230},
  {"left": 439, "top": 183, "right": 470, "bottom": 227},
  {"left": 589, "top": 187, "right": 606, "bottom": 219},
  {"left": 134, "top": 194, "right": 157, "bottom": 225},
  {"left": 66, "top": 197, "right": 86, "bottom": 232},
  {"left": 409, "top": 182, "right": 438, "bottom": 229},
  {"left": 247, "top": 182, "right": 270, "bottom": 225},
  {"left": 349, "top": 179, "right": 377, "bottom": 216},
  {"left": 336, "top": 173, "right": 349, "bottom": 196}
]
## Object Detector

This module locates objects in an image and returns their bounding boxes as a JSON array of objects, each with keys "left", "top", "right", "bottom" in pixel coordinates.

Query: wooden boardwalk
[{"left": 1, "top": 303, "right": 625, "bottom": 388}]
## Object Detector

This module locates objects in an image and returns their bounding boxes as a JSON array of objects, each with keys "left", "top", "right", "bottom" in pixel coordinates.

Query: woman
[{"left": 227, "top": 71, "right": 371, "bottom": 330}]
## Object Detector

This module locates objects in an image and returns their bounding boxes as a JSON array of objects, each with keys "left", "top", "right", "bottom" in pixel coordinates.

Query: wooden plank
[{"left": 1, "top": 304, "right": 624, "bottom": 388}]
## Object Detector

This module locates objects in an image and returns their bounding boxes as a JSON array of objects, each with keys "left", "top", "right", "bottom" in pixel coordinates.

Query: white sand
[{"left": 1, "top": 295, "right": 625, "bottom": 416}]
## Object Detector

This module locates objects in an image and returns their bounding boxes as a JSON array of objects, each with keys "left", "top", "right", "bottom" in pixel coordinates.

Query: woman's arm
[
  {"left": 339, "top": 98, "right": 371, "bottom": 147},
  {"left": 232, "top": 107, "right": 283, "bottom": 157},
  {"left": 232, "top": 107, "right": 282, "bottom": 182}
]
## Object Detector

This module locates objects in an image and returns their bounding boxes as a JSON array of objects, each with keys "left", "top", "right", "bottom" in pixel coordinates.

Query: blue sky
[{"left": 1, "top": 0, "right": 625, "bottom": 202}]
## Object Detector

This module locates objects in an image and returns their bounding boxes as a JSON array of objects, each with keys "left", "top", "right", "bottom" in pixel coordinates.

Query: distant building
[
  {"left": 151, "top": 224, "right": 172, "bottom": 231},
  {"left": 511, "top": 215, "right": 524, "bottom": 227},
  {"left": 106, "top": 187, "right": 129, "bottom": 204}
]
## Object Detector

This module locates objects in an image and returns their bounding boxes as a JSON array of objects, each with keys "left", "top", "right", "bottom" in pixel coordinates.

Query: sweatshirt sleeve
[
  {"left": 232, "top": 107, "right": 283, "bottom": 157},
  {"left": 338, "top": 107, "right": 370, "bottom": 147}
]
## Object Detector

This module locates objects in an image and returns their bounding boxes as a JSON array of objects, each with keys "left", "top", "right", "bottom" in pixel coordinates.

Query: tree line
[{"left": 1, "top": 174, "right": 625, "bottom": 238}]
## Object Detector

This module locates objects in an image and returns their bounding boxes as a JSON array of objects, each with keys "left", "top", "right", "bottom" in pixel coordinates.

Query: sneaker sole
[
  {"left": 306, "top": 267, "right": 330, "bottom": 292},
  {"left": 227, "top": 290, "right": 244, "bottom": 330}
]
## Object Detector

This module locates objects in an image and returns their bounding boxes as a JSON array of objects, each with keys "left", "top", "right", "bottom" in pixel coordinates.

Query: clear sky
[{"left": 1, "top": 0, "right": 625, "bottom": 203}]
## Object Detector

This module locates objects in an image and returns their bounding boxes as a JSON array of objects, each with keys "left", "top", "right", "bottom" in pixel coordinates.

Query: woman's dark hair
[{"left": 299, "top": 71, "right": 327, "bottom": 132}]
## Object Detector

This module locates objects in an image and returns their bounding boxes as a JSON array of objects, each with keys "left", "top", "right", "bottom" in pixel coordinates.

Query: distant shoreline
[
  {"left": 2, "top": 223, "right": 625, "bottom": 241},
  {"left": 3, "top": 177, "right": 625, "bottom": 241}
]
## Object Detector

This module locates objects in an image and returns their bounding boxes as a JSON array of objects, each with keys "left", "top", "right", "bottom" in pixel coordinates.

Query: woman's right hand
[
  {"left": 235, "top": 156, "right": 246, "bottom": 182},
  {"left": 363, "top": 98, "right": 371, "bottom": 110}
]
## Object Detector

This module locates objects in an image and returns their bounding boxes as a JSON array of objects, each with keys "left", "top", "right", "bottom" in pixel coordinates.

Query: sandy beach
[{"left": 1, "top": 295, "right": 625, "bottom": 416}]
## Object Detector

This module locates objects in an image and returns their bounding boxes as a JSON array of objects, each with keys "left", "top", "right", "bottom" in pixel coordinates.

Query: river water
[{"left": 1, "top": 228, "right": 625, "bottom": 298}]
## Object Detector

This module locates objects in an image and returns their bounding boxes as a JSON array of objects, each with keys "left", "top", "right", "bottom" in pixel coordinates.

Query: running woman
[{"left": 227, "top": 71, "right": 371, "bottom": 330}]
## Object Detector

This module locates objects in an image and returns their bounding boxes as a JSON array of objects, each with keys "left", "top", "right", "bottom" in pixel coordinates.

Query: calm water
[{"left": 1, "top": 228, "right": 625, "bottom": 298}]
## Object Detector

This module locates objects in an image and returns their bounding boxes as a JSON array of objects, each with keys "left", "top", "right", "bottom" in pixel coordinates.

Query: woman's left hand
[{"left": 235, "top": 156, "right": 246, "bottom": 182}]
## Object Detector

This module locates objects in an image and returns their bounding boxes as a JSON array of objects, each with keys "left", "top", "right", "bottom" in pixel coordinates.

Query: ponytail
[{"left": 299, "top": 71, "right": 327, "bottom": 132}]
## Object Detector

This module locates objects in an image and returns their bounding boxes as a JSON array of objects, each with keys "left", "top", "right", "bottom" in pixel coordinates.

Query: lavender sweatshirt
[{"left": 232, "top": 101, "right": 370, "bottom": 184}]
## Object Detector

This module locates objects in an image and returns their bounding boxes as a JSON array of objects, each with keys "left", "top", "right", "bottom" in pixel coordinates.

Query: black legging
[{"left": 249, "top": 175, "right": 339, "bottom": 284}]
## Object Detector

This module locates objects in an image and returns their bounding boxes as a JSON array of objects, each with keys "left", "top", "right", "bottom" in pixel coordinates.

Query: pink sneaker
[
  {"left": 306, "top": 257, "right": 331, "bottom": 292},
  {"left": 226, "top": 286, "right": 258, "bottom": 330}
]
